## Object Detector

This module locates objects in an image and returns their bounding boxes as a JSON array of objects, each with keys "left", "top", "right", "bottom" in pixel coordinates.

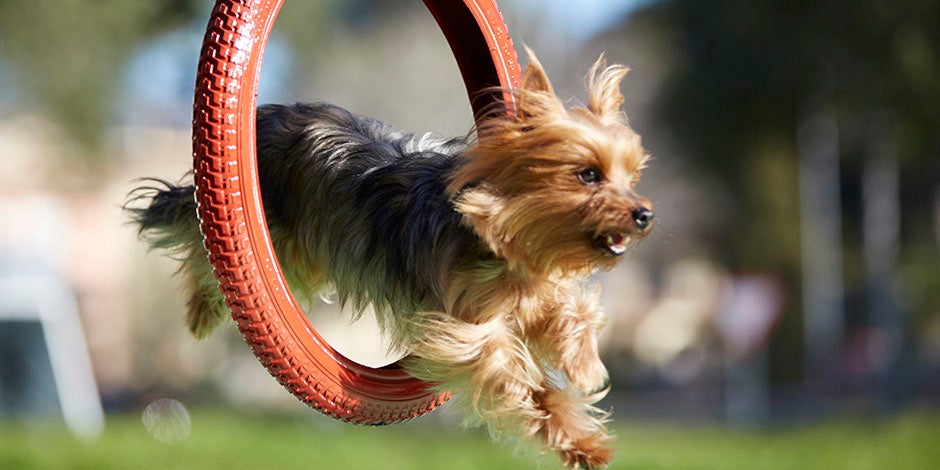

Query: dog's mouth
[{"left": 593, "top": 232, "right": 631, "bottom": 257}]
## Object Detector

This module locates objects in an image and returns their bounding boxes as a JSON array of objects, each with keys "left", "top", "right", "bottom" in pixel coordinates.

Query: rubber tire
[{"left": 192, "top": 0, "right": 521, "bottom": 425}]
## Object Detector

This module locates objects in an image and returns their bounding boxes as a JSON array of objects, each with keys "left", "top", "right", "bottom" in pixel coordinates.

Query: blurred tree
[
  {"left": 0, "top": 0, "right": 399, "bottom": 166},
  {"left": 611, "top": 0, "right": 940, "bottom": 384},
  {"left": 629, "top": 0, "right": 939, "bottom": 265},
  {"left": 0, "top": 0, "right": 206, "bottom": 161}
]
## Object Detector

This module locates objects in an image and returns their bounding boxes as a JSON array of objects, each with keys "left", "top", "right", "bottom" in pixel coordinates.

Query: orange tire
[{"left": 192, "top": 0, "right": 521, "bottom": 425}]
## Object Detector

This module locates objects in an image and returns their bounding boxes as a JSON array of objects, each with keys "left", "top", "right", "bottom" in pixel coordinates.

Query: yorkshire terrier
[{"left": 128, "top": 50, "right": 653, "bottom": 469}]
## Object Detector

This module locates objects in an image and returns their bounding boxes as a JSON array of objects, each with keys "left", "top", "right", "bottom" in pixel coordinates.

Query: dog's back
[
  {"left": 256, "top": 103, "right": 480, "bottom": 333},
  {"left": 128, "top": 102, "right": 478, "bottom": 338}
]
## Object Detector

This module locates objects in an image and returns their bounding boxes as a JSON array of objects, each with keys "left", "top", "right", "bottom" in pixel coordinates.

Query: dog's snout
[{"left": 632, "top": 206, "right": 654, "bottom": 230}]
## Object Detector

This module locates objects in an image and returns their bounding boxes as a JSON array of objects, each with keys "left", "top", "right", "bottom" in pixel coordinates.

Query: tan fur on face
[{"left": 449, "top": 49, "right": 652, "bottom": 276}]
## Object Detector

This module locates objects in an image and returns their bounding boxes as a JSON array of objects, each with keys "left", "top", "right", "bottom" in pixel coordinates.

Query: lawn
[{"left": 1, "top": 407, "right": 937, "bottom": 469}]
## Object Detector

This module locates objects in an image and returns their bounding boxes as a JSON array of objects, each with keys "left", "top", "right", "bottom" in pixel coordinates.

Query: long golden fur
[
  {"left": 409, "top": 51, "right": 652, "bottom": 468},
  {"left": 128, "top": 49, "right": 653, "bottom": 469}
]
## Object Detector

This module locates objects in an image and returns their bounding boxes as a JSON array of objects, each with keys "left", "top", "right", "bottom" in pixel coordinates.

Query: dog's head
[{"left": 450, "top": 49, "right": 653, "bottom": 275}]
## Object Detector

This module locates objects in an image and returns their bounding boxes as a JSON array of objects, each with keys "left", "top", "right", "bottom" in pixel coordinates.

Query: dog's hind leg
[
  {"left": 126, "top": 179, "right": 229, "bottom": 338},
  {"left": 179, "top": 251, "right": 230, "bottom": 338}
]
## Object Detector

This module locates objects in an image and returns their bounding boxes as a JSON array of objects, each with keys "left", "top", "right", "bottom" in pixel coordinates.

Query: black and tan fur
[{"left": 128, "top": 51, "right": 654, "bottom": 469}]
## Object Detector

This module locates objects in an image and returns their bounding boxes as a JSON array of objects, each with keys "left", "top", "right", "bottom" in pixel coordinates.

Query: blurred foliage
[
  {"left": 640, "top": 0, "right": 940, "bottom": 173},
  {"left": 626, "top": 0, "right": 940, "bottom": 305},
  {"left": 0, "top": 0, "right": 405, "bottom": 161},
  {"left": 0, "top": 0, "right": 205, "bottom": 158},
  {"left": 614, "top": 0, "right": 940, "bottom": 384},
  {"left": 628, "top": 0, "right": 940, "bottom": 264}
]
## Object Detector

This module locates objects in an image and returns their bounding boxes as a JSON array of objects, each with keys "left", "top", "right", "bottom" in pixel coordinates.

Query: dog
[{"left": 128, "top": 50, "right": 653, "bottom": 469}]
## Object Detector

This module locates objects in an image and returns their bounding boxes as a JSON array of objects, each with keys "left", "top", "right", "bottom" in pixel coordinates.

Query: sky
[{"left": 516, "top": 0, "right": 651, "bottom": 43}]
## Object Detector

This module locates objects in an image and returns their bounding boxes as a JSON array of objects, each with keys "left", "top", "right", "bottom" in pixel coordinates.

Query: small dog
[{"left": 128, "top": 50, "right": 653, "bottom": 469}]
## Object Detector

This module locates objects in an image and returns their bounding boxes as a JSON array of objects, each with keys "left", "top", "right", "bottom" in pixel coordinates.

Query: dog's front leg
[
  {"left": 536, "top": 282, "right": 609, "bottom": 394},
  {"left": 534, "top": 385, "right": 613, "bottom": 469},
  {"left": 405, "top": 314, "right": 613, "bottom": 468}
]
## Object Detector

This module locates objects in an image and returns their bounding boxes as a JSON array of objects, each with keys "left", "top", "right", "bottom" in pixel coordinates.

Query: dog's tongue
[{"left": 605, "top": 233, "right": 628, "bottom": 255}]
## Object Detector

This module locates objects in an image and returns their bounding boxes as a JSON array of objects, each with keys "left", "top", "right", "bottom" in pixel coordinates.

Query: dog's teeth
[{"left": 605, "top": 234, "right": 628, "bottom": 255}]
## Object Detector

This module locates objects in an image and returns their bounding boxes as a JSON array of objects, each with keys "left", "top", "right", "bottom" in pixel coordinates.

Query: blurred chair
[
  {"left": 0, "top": 261, "right": 104, "bottom": 439},
  {"left": 0, "top": 195, "right": 103, "bottom": 439}
]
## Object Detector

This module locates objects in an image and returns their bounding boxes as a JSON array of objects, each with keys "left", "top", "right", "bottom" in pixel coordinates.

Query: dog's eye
[{"left": 577, "top": 168, "right": 602, "bottom": 185}]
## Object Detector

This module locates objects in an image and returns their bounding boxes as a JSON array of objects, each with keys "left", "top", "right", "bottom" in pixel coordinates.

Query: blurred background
[{"left": 0, "top": 0, "right": 938, "bottom": 468}]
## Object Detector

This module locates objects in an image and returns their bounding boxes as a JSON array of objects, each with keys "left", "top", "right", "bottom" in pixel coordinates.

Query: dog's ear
[
  {"left": 452, "top": 183, "right": 511, "bottom": 257},
  {"left": 521, "top": 48, "right": 554, "bottom": 96},
  {"left": 517, "top": 47, "right": 558, "bottom": 120},
  {"left": 587, "top": 53, "right": 629, "bottom": 122}
]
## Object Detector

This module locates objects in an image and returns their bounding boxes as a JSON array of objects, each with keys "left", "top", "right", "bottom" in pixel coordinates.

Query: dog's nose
[{"left": 632, "top": 207, "right": 654, "bottom": 230}]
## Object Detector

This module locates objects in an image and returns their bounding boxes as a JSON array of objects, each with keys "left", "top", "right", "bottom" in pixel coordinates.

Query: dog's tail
[{"left": 125, "top": 179, "right": 228, "bottom": 338}]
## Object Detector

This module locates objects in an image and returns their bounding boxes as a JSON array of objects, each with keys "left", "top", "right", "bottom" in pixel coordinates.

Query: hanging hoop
[{"left": 192, "top": 0, "right": 521, "bottom": 425}]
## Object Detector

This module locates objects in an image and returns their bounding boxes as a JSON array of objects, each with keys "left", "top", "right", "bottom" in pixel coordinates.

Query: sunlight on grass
[{"left": 1, "top": 408, "right": 938, "bottom": 469}]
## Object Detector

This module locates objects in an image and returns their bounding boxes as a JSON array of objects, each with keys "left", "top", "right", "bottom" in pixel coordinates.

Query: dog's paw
[
  {"left": 565, "top": 358, "right": 609, "bottom": 394},
  {"left": 558, "top": 432, "right": 614, "bottom": 469}
]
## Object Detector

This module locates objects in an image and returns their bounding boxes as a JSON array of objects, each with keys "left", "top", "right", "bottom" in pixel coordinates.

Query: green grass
[
  {"left": 1, "top": 408, "right": 938, "bottom": 469},
  {"left": 611, "top": 412, "right": 940, "bottom": 469}
]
